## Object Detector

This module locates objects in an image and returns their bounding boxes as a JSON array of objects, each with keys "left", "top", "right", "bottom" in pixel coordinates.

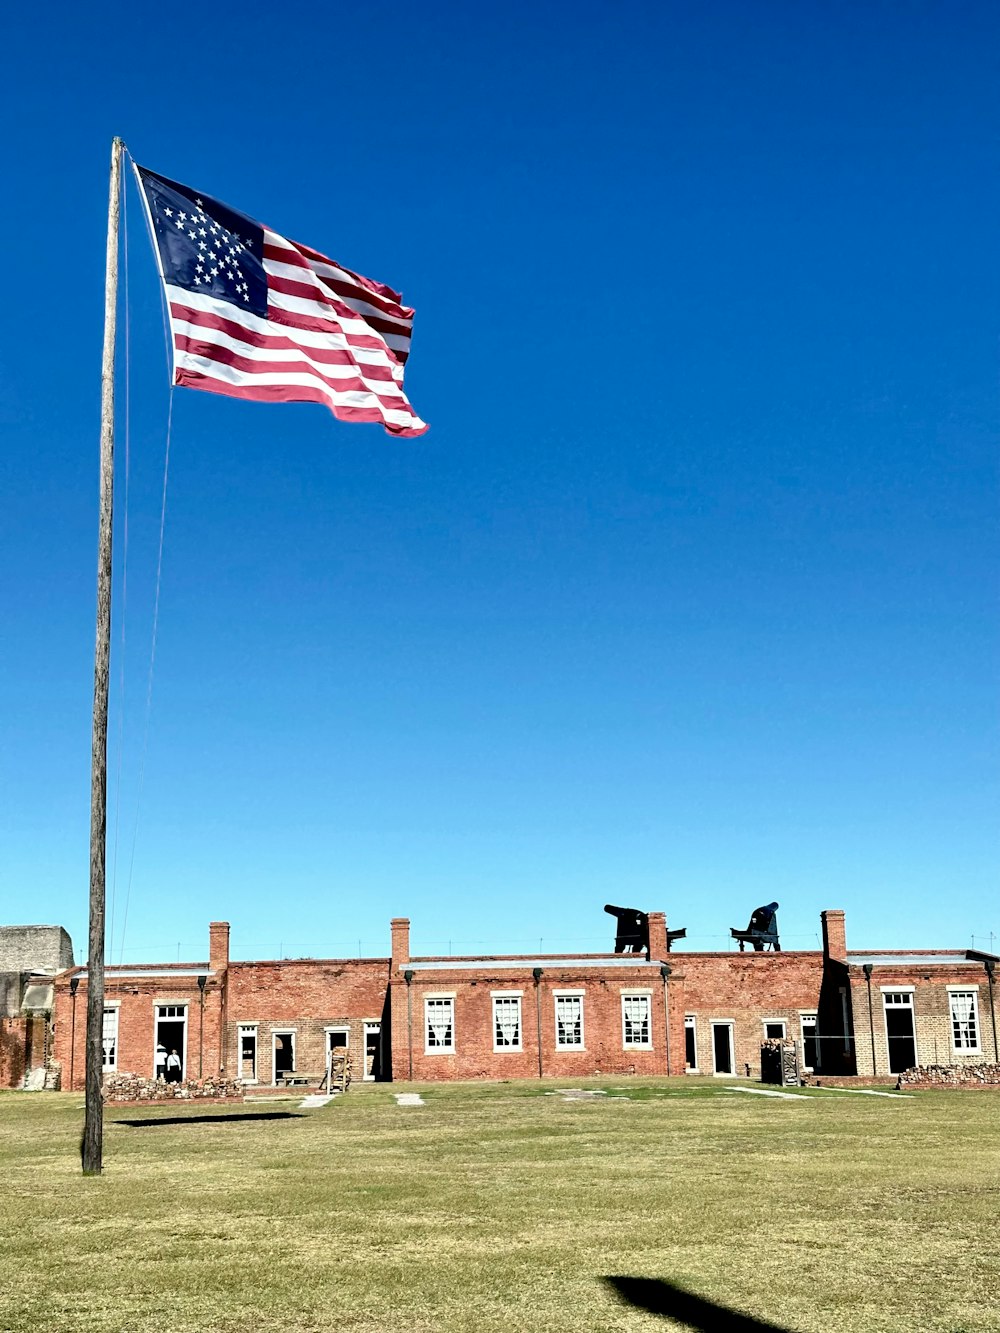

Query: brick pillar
[
  {"left": 209, "top": 922, "right": 230, "bottom": 972},
  {"left": 646, "top": 912, "right": 668, "bottom": 961},
  {"left": 391, "top": 918, "right": 410, "bottom": 969},
  {"left": 821, "top": 910, "right": 847, "bottom": 963}
]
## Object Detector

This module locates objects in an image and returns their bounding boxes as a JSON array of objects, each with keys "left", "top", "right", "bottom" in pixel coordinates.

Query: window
[
  {"left": 238, "top": 1024, "right": 257, "bottom": 1083},
  {"left": 764, "top": 1021, "right": 786, "bottom": 1040},
  {"left": 622, "top": 993, "right": 652, "bottom": 1049},
  {"left": 102, "top": 1008, "right": 118, "bottom": 1071},
  {"left": 555, "top": 993, "right": 584, "bottom": 1049},
  {"left": 425, "top": 997, "right": 455, "bottom": 1053},
  {"left": 949, "top": 990, "right": 981, "bottom": 1053},
  {"left": 492, "top": 995, "right": 522, "bottom": 1052},
  {"left": 684, "top": 1015, "right": 698, "bottom": 1071}
]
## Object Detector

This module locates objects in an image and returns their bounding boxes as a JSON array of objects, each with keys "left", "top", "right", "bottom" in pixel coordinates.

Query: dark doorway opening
[
  {"left": 273, "top": 1032, "right": 295, "bottom": 1083},
  {"left": 884, "top": 1002, "right": 916, "bottom": 1073},
  {"left": 156, "top": 1020, "right": 185, "bottom": 1080},
  {"left": 685, "top": 1020, "right": 697, "bottom": 1070},
  {"left": 712, "top": 1022, "right": 734, "bottom": 1075}
]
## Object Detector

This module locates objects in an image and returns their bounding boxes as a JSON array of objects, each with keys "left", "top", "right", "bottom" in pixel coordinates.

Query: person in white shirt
[
  {"left": 155, "top": 1044, "right": 167, "bottom": 1081},
  {"left": 165, "top": 1049, "right": 182, "bottom": 1083}
]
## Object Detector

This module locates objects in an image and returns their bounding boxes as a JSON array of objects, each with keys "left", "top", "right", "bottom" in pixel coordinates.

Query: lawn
[{"left": 0, "top": 1079, "right": 997, "bottom": 1332}]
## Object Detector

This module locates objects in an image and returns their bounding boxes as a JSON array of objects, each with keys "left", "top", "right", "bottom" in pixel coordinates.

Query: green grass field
[{"left": 1, "top": 1079, "right": 997, "bottom": 1332}]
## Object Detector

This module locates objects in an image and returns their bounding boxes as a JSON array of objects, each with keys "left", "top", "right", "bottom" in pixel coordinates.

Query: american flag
[{"left": 133, "top": 165, "right": 427, "bottom": 437}]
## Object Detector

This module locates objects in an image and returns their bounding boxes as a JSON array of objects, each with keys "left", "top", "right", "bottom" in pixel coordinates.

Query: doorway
[
  {"left": 273, "top": 1031, "right": 295, "bottom": 1084},
  {"left": 800, "top": 1014, "right": 819, "bottom": 1071},
  {"left": 883, "top": 992, "right": 916, "bottom": 1073},
  {"left": 238, "top": 1025, "right": 258, "bottom": 1083},
  {"left": 711, "top": 1021, "right": 735, "bottom": 1075},
  {"left": 155, "top": 1004, "right": 188, "bottom": 1080},
  {"left": 363, "top": 1022, "right": 380, "bottom": 1080}
]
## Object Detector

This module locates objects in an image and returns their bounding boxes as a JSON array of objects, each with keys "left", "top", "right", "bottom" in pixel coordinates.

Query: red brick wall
[
  {"left": 849, "top": 960, "right": 998, "bottom": 1076},
  {"left": 223, "top": 958, "right": 390, "bottom": 1084},
  {"left": 390, "top": 960, "right": 684, "bottom": 1082},
  {"left": 52, "top": 971, "right": 225, "bottom": 1092},
  {"left": 669, "top": 952, "right": 826, "bottom": 1078},
  {"left": 0, "top": 1018, "right": 27, "bottom": 1088}
]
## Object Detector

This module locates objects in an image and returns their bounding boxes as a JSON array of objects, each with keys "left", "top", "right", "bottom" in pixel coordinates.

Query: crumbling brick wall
[{"left": 0, "top": 1018, "right": 27, "bottom": 1087}]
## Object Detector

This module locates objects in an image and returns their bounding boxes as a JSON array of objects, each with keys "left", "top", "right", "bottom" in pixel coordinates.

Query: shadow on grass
[
  {"left": 115, "top": 1111, "right": 305, "bottom": 1128},
  {"left": 604, "top": 1277, "right": 792, "bottom": 1331}
]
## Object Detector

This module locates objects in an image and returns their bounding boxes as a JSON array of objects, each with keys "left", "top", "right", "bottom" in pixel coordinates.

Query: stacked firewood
[
  {"left": 102, "top": 1072, "right": 244, "bottom": 1101},
  {"left": 898, "top": 1063, "right": 1000, "bottom": 1089}
]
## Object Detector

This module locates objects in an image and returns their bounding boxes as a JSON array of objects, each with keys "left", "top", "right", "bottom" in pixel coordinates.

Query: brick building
[
  {"left": 0, "top": 925, "right": 74, "bottom": 1089},
  {"left": 46, "top": 907, "right": 1000, "bottom": 1090}
]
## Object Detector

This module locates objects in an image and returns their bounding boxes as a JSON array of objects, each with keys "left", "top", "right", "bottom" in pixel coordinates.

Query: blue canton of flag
[{"left": 138, "top": 169, "right": 267, "bottom": 319}]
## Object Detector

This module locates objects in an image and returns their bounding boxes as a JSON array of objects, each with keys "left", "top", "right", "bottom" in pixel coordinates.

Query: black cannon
[
  {"left": 730, "top": 902, "right": 780, "bottom": 952},
  {"left": 604, "top": 904, "right": 687, "bottom": 955}
]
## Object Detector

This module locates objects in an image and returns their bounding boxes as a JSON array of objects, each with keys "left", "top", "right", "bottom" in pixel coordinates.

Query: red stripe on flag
[{"left": 174, "top": 366, "right": 428, "bottom": 438}]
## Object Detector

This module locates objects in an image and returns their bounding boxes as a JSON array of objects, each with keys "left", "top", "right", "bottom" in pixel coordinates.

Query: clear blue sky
[{"left": 2, "top": 2, "right": 997, "bottom": 964}]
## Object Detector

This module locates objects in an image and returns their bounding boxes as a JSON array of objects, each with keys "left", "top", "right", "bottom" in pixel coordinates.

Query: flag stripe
[
  {"left": 175, "top": 356, "right": 425, "bottom": 436},
  {"left": 176, "top": 346, "right": 410, "bottom": 415},
  {"left": 173, "top": 331, "right": 412, "bottom": 404},
  {"left": 263, "top": 241, "right": 413, "bottom": 322},
  {"left": 170, "top": 301, "right": 403, "bottom": 379}
]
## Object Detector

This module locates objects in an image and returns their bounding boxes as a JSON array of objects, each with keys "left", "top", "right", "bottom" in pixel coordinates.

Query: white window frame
[
  {"left": 553, "top": 989, "right": 585, "bottom": 1051},
  {"left": 763, "top": 1019, "right": 787, "bottom": 1040},
  {"left": 238, "top": 1023, "right": 258, "bottom": 1084},
  {"left": 272, "top": 1029, "right": 296, "bottom": 1085},
  {"left": 325, "top": 1024, "right": 350, "bottom": 1050},
  {"left": 424, "top": 994, "right": 456, "bottom": 1054},
  {"left": 102, "top": 1003, "right": 120, "bottom": 1072},
  {"left": 491, "top": 991, "right": 523, "bottom": 1053},
  {"left": 621, "top": 990, "right": 653, "bottom": 1050},
  {"left": 684, "top": 1014, "right": 698, "bottom": 1072},
  {"left": 947, "top": 987, "right": 982, "bottom": 1055}
]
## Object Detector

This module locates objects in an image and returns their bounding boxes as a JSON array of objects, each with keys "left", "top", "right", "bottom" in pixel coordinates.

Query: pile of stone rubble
[
  {"left": 102, "top": 1072, "right": 244, "bottom": 1102},
  {"left": 897, "top": 1063, "right": 1000, "bottom": 1089}
]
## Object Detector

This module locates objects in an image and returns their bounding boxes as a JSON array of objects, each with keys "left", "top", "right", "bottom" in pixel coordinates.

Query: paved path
[{"left": 723, "top": 1086, "right": 810, "bottom": 1100}]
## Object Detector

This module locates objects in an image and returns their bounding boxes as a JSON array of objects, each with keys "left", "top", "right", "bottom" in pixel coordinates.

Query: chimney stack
[
  {"left": 821, "top": 910, "right": 847, "bottom": 963},
  {"left": 646, "top": 911, "right": 668, "bottom": 961},
  {"left": 391, "top": 917, "right": 410, "bottom": 969},
  {"left": 209, "top": 921, "right": 230, "bottom": 973}
]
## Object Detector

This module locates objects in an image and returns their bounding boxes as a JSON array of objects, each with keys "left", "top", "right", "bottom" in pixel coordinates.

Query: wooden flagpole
[{"left": 83, "top": 136, "right": 124, "bottom": 1176}]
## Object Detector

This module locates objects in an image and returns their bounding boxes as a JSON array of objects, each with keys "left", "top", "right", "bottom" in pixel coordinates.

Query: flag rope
[
  {"left": 116, "top": 151, "right": 177, "bottom": 964},
  {"left": 108, "top": 154, "right": 131, "bottom": 964}
]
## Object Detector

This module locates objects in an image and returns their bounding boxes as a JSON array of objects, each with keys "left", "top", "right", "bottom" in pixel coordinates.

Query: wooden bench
[{"left": 277, "top": 1071, "right": 324, "bottom": 1088}]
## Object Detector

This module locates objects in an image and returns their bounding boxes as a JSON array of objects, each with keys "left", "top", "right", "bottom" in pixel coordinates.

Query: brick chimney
[
  {"left": 646, "top": 911, "right": 668, "bottom": 961},
  {"left": 821, "top": 910, "right": 847, "bottom": 963},
  {"left": 209, "top": 921, "right": 230, "bottom": 973},
  {"left": 391, "top": 917, "right": 410, "bottom": 969}
]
